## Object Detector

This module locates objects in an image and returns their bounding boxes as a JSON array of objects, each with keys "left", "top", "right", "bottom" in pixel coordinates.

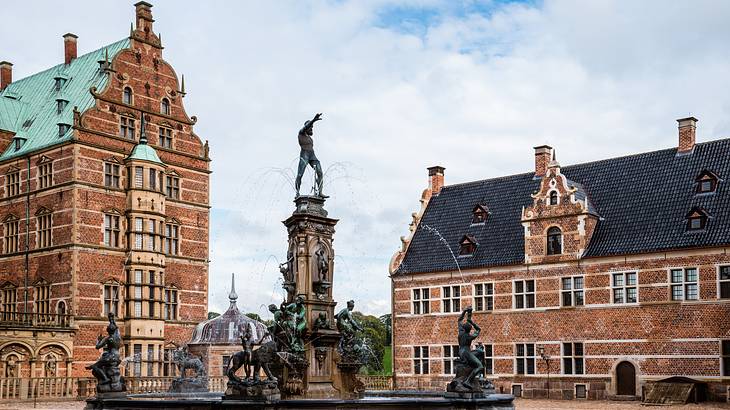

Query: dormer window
[
  {"left": 549, "top": 191, "right": 559, "bottom": 205},
  {"left": 58, "top": 123, "right": 70, "bottom": 137},
  {"left": 123, "top": 87, "right": 133, "bottom": 105},
  {"left": 459, "top": 235, "right": 477, "bottom": 256},
  {"left": 686, "top": 208, "right": 708, "bottom": 231},
  {"left": 56, "top": 99, "right": 68, "bottom": 114},
  {"left": 13, "top": 137, "right": 26, "bottom": 152},
  {"left": 696, "top": 171, "right": 719, "bottom": 194},
  {"left": 54, "top": 77, "right": 66, "bottom": 91},
  {"left": 161, "top": 98, "right": 170, "bottom": 115},
  {"left": 547, "top": 227, "right": 562, "bottom": 255},
  {"left": 472, "top": 205, "right": 489, "bottom": 224}
]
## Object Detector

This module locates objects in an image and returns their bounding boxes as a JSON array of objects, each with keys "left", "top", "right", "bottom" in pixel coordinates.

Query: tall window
[
  {"left": 442, "top": 345, "right": 459, "bottom": 375},
  {"left": 442, "top": 286, "right": 460, "bottom": 313},
  {"left": 127, "top": 269, "right": 143, "bottom": 317},
  {"left": 562, "top": 342, "right": 584, "bottom": 374},
  {"left": 612, "top": 272, "right": 637, "bottom": 304},
  {"left": 474, "top": 283, "right": 494, "bottom": 312},
  {"left": 547, "top": 227, "right": 562, "bottom": 255},
  {"left": 549, "top": 191, "right": 559, "bottom": 205},
  {"left": 4, "top": 218, "right": 19, "bottom": 254},
  {"left": 164, "top": 288, "right": 178, "bottom": 320},
  {"left": 2, "top": 285, "right": 17, "bottom": 320},
  {"left": 104, "top": 163, "right": 120, "bottom": 188},
  {"left": 514, "top": 280, "right": 535, "bottom": 309},
  {"left": 148, "top": 271, "right": 156, "bottom": 318},
  {"left": 104, "top": 214, "right": 121, "bottom": 247},
  {"left": 147, "top": 345, "right": 155, "bottom": 376},
  {"left": 515, "top": 343, "right": 536, "bottom": 375},
  {"left": 163, "top": 348, "right": 177, "bottom": 377},
  {"left": 483, "top": 344, "right": 493, "bottom": 375},
  {"left": 134, "top": 167, "right": 143, "bottom": 188},
  {"left": 561, "top": 276, "right": 584, "bottom": 307},
  {"left": 35, "top": 282, "right": 51, "bottom": 317},
  {"left": 165, "top": 175, "right": 180, "bottom": 199},
  {"left": 412, "top": 288, "right": 430, "bottom": 315},
  {"left": 123, "top": 87, "right": 133, "bottom": 105},
  {"left": 719, "top": 266, "right": 730, "bottom": 299},
  {"left": 104, "top": 284, "right": 119, "bottom": 316},
  {"left": 164, "top": 223, "right": 179, "bottom": 255},
  {"left": 413, "top": 346, "right": 429, "bottom": 375},
  {"left": 133, "top": 344, "right": 142, "bottom": 376},
  {"left": 38, "top": 162, "right": 52, "bottom": 189},
  {"left": 149, "top": 169, "right": 157, "bottom": 191},
  {"left": 722, "top": 341, "right": 730, "bottom": 376},
  {"left": 120, "top": 117, "right": 136, "bottom": 139},
  {"left": 159, "top": 127, "right": 173, "bottom": 149},
  {"left": 671, "top": 268, "right": 698, "bottom": 301},
  {"left": 37, "top": 212, "right": 52, "bottom": 248},
  {"left": 134, "top": 218, "right": 143, "bottom": 250},
  {"left": 160, "top": 98, "right": 170, "bottom": 115},
  {"left": 6, "top": 170, "right": 20, "bottom": 197},
  {"left": 147, "top": 219, "right": 157, "bottom": 251}
]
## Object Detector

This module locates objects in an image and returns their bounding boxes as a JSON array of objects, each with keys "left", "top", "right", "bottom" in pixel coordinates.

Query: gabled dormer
[
  {"left": 471, "top": 204, "right": 489, "bottom": 224},
  {"left": 522, "top": 148, "right": 599, "bottom": 264},
  {"left": 458, "top": 235, "right": 478, "bottom": 257},
  {"left": 695, "top": 170, "right": 720, "bottom": 194}
]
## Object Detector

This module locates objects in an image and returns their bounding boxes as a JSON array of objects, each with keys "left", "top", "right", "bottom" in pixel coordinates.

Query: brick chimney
[
  {"left": 534, "top": 145, "right": 553, "bottom": 178},
  {"left": 0, "top": 62, "right": 12, "bottom": 91},
  {"left": 63, "top": 33, "right": 78, "bottom": 64},
  {"left": 677, "top": 116, "right": 698, "bottom": 154},
  {"left": 428, "top": 166, "right": 445, "bottom": 196},
  {"left": 135, "top": 1, "right": 155, "bottom": 33}
]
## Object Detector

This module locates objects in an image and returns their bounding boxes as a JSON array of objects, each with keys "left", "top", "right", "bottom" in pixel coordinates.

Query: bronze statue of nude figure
[{"left": 295, "top": 113, "right": 326, "bottom": 198}]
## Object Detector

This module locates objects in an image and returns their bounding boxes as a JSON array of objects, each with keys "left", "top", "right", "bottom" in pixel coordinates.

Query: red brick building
[
  {"left": 390, "top": 118, "right": 730, "bottom": 401},
  {"left": 0, "top": 2, "right": 209, "bottom": 378}
]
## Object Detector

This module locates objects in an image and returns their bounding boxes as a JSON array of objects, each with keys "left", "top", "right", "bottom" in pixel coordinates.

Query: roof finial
[
  {"left": 130, "top": 22, "right": 134, "bottom": 37},
  {"left": 139, "top": 114, "right": 148, "bottom": 144},
  {"left": 181, "top": 74, "right": 186, "bottom": 95},
  {"left": 228, "top": 273, "right": 238, "bottom": 304},
  {"left": 105, "top": 48, "right": 109, "bottom": 64}
]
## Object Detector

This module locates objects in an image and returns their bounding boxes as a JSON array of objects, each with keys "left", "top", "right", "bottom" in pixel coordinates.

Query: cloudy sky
[{"left": 4, "top": 0, "right": 730, "bottom": 318}]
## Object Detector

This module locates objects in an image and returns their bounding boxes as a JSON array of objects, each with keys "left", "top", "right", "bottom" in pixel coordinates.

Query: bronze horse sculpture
[{"left": 226, "top": 340, "right": 278, "bottom": 383}]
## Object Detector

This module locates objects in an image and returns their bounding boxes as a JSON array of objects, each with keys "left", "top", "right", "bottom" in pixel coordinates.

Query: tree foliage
[
  {"left": 207, "top": 311, "right": 220, "bottom": 320},
  {"left": 353, "top": 312, "right": 387, "bottom": 374}
]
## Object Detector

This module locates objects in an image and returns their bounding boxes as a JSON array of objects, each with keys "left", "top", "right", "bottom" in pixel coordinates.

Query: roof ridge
[
  {"left": 440, "top": 137, "right": 730, "bottom": 192},
  {"left": 2, "top": 38, "right": 129, "bottom": 90}
]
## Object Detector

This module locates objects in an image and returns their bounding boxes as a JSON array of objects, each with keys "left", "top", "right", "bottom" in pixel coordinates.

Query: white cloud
[{"left": 4, "top": 0, "right": 730, "bottom": 318}]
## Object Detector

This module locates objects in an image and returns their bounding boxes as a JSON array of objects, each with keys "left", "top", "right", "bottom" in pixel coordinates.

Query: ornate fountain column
[{"left": 282, "top": 195, "right": 343, "bottom": 399}]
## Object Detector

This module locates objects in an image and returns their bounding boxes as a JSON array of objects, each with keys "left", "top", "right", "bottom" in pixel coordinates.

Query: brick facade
[
  {"left": 391, "top": 135, "right": 730, "bottom": 401},
  {"left": 0, "top": 2, "right": 209, "bottom": 378}
]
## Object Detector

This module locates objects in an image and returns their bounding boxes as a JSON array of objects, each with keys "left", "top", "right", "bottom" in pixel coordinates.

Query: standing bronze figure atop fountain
[
  {"left": 87, "top": 313, "right": 126, "bottom": 396},
  {"left": 446, "top": 307, "right": 495, "bottom": 398},
  {"left": 295, "top": 113, "right": 326, "bottom": 198}
]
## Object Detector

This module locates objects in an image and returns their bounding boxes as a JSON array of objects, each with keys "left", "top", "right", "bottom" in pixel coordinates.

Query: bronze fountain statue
[{"left": 87, "top": 313, "right": 125, "bottom": 395}]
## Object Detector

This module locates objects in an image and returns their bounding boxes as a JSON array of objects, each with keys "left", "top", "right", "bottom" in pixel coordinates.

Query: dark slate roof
[{"left": 396, "top": 138, "right": 730, "bottom": 275}]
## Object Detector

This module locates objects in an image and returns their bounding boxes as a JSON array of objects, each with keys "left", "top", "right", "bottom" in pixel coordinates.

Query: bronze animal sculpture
[{"left": 226, "top": 340, "right": 278, "bottom": 384}]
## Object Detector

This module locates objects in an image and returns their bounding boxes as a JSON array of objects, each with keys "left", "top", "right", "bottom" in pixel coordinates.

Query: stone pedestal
[
  {"left": 225, "top": 380, "right": 280, "bottom": 402},
  {"left": 170, "top": 377, "right": 208, "bottom": 393}
]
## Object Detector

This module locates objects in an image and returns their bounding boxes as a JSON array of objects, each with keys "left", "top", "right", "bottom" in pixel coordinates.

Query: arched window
[
  {"left": 547, "top": 227, "right": 562, "bottom": 255},
  {"left": 549, "top": 191, "right": 559, "bottom": 205},
  {"left": 160, "top": 98, "right": 170, "bottom": 115},
  {"left": 123, "top": 87, "right": 133, "bottom": 105}
]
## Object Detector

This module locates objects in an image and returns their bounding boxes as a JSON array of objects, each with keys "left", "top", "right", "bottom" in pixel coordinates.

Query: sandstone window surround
[
  {"left": 411, "top": 287, "right": 430, "bottom": 315},
  {"left": 562, "top": 342, "right": 584, "bottom": 375},
  {"left": 133, "top": 166, "right": 144, "bottom": 188},
  {"left": 104, "top": 213, "right": 121, "bottom": 247},
  {"left": 104, "top": 162, "right": 121, "bottom": 188},
  {"left": 159, "top": 127, "right": 173, "bottom": 149},
  {"left": 133, "top": 217, "right": 144, "bottom": 249},
  {"left": 147, "top": 345, "right": 155, "bottom": 376},
  {"left": 548, "top": 190, "right": 559, "bottom": 205},
  {"left": 6, "top": 169, "right": 20, "bottom": 197},
  {"left": 36, "top": 210, "right": 52, "bottom": 248},
  {"left": 164, "top": 222, "right": 179, "bottom": 255},
  {"left": 103, "top": 282, "right": 120, "bottom": 316},
  {"left": 612, "top": 272, "right": 638, "bottom": 304},
  {"left": 513, "top": 279, "right": 535, "bottom": 309},
  {"left": 442, "top": 345, "right": 459, "bottom": 375},
  {"left": 441, "top": 285, "right": 460, "bottom": 313},
  {"left": 722, "top": 340, "right": 730, "bottom": 376},
  {"left": 2, "top": 284, "right": 17, "bottom": 319},
  {"left": 719, "top": 265, "right": 730, "bottom": 299},
  {"left": 123, "top": 86, "right": 133, "bottom": 105},
  {"left": 164, "top": 287, "right": 178, "bottom": 320},
  {"left": 120, "top": 116, "right": 136, "bottom": 140},
  {"left": 561, "top": 276, "right": 584, "bottom": 307},
  {"left": 162, "top": 347, "right": 178, "bottom": 377},
  {"left": 546, "top": 226, "right": 562, "bottom": 255},
  {"left": 127, "top": 269, "right": 144, "bottom": 317},
  {"left": 670, "top": 267, "right": 699, "bottom": 301},
  {"left": 35, "top": 280, "right": 51, "bottom": 318},
  {"left": 515, "top": 343, "right": 536, "bottom": 375},
  {"left": 3, "top": 215, "right": 19, "bottom": 254},
  {"left": 473, "top": 283, "right": 494, "bottom": 312},
  {"left": 133, "top": 344, "right": 142, "bottom": 376},
  {"left": 147, "top": 219, "right": 157, "bottom": 251},
  {"left": 413, "top": 346, "right": 429, "bottom": 375},
  {"left": 148, "top": 270, "right": 158, "bottom": 318},
  {"left": 165, "top": 174, "right": 180, "bottom": 199},
  {"left": 160, "top": 98, "right": 170, "bottom": 116},
  {"left": 38, "top": 161, "right": 52, "bottom": 189}
]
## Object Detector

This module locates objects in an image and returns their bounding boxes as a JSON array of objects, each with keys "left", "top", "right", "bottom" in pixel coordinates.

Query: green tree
[
  {"left": 245, "top": 312, "right": 262, "bottom": 322},
  {"left": 379, "top": 314, "right": 392, "bottom": 346},
  {"left": 353, "top": 312, "right": 387, "bottom": 374},
  {"left": 207, "top": 311, "right": 220, "bottom": 320}
]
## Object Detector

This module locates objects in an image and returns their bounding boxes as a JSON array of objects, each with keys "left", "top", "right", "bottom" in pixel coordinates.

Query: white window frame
[
  {"left": 669, "top": 267, "right": 699, "bottom": 301},
  {"left": 513, "top": 279, "right": 535, "bottom": 309},
  {"left": 473, "top": 282, "right": 494, "bottom": 312},
  {"left": 413, "top": 346, "right": 430, "bottom": 375},
  {"left": 482, "top": 343, "right": 494, "bottom": 376},
  {"left": 611, "top": 271, "right": 638, "bottom": 304},
  {"left": 441, "top": 285, "right": 461, "bottom": 313},
  {"left": 561, "top": 276, "right": 584, "bottom": 307},
  {"left": 411, "top": 287, "right": 430, "bottom": 315}
]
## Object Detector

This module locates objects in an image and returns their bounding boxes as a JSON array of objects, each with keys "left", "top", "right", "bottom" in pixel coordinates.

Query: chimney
[
  {"left": 534, "top": 145, "right": 553, "bottom": 177},
  {"left": 0, "top": 62, "right": 12, "bottom": 91},
  {"left": 135, "top": 1, "right": 155, "bottom": 33},
  {"left": 63, "top": 33, "right": 78, "bottom": 64},
  {"left": 677, "top": 116, "right": 698, "bottom": 154},
  {"left": 427, "top": 166, "right": 445, "bottom": 196}
]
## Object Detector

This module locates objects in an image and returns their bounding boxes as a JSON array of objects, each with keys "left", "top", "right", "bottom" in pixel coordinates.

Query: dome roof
[
  {"left": 126, "top": 116, "right": 163, "bottom": 165},
  {"left": 189, "top": 274, "right": 269, "bottom": 345}
]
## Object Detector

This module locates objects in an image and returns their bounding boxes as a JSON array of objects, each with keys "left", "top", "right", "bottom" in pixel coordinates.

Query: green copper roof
[
  {"left": 0, "top": 38, "right": 130, "bottom": 161},
  {"left": 127, "top": 137, "right": 163, "bottom": 165}
]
